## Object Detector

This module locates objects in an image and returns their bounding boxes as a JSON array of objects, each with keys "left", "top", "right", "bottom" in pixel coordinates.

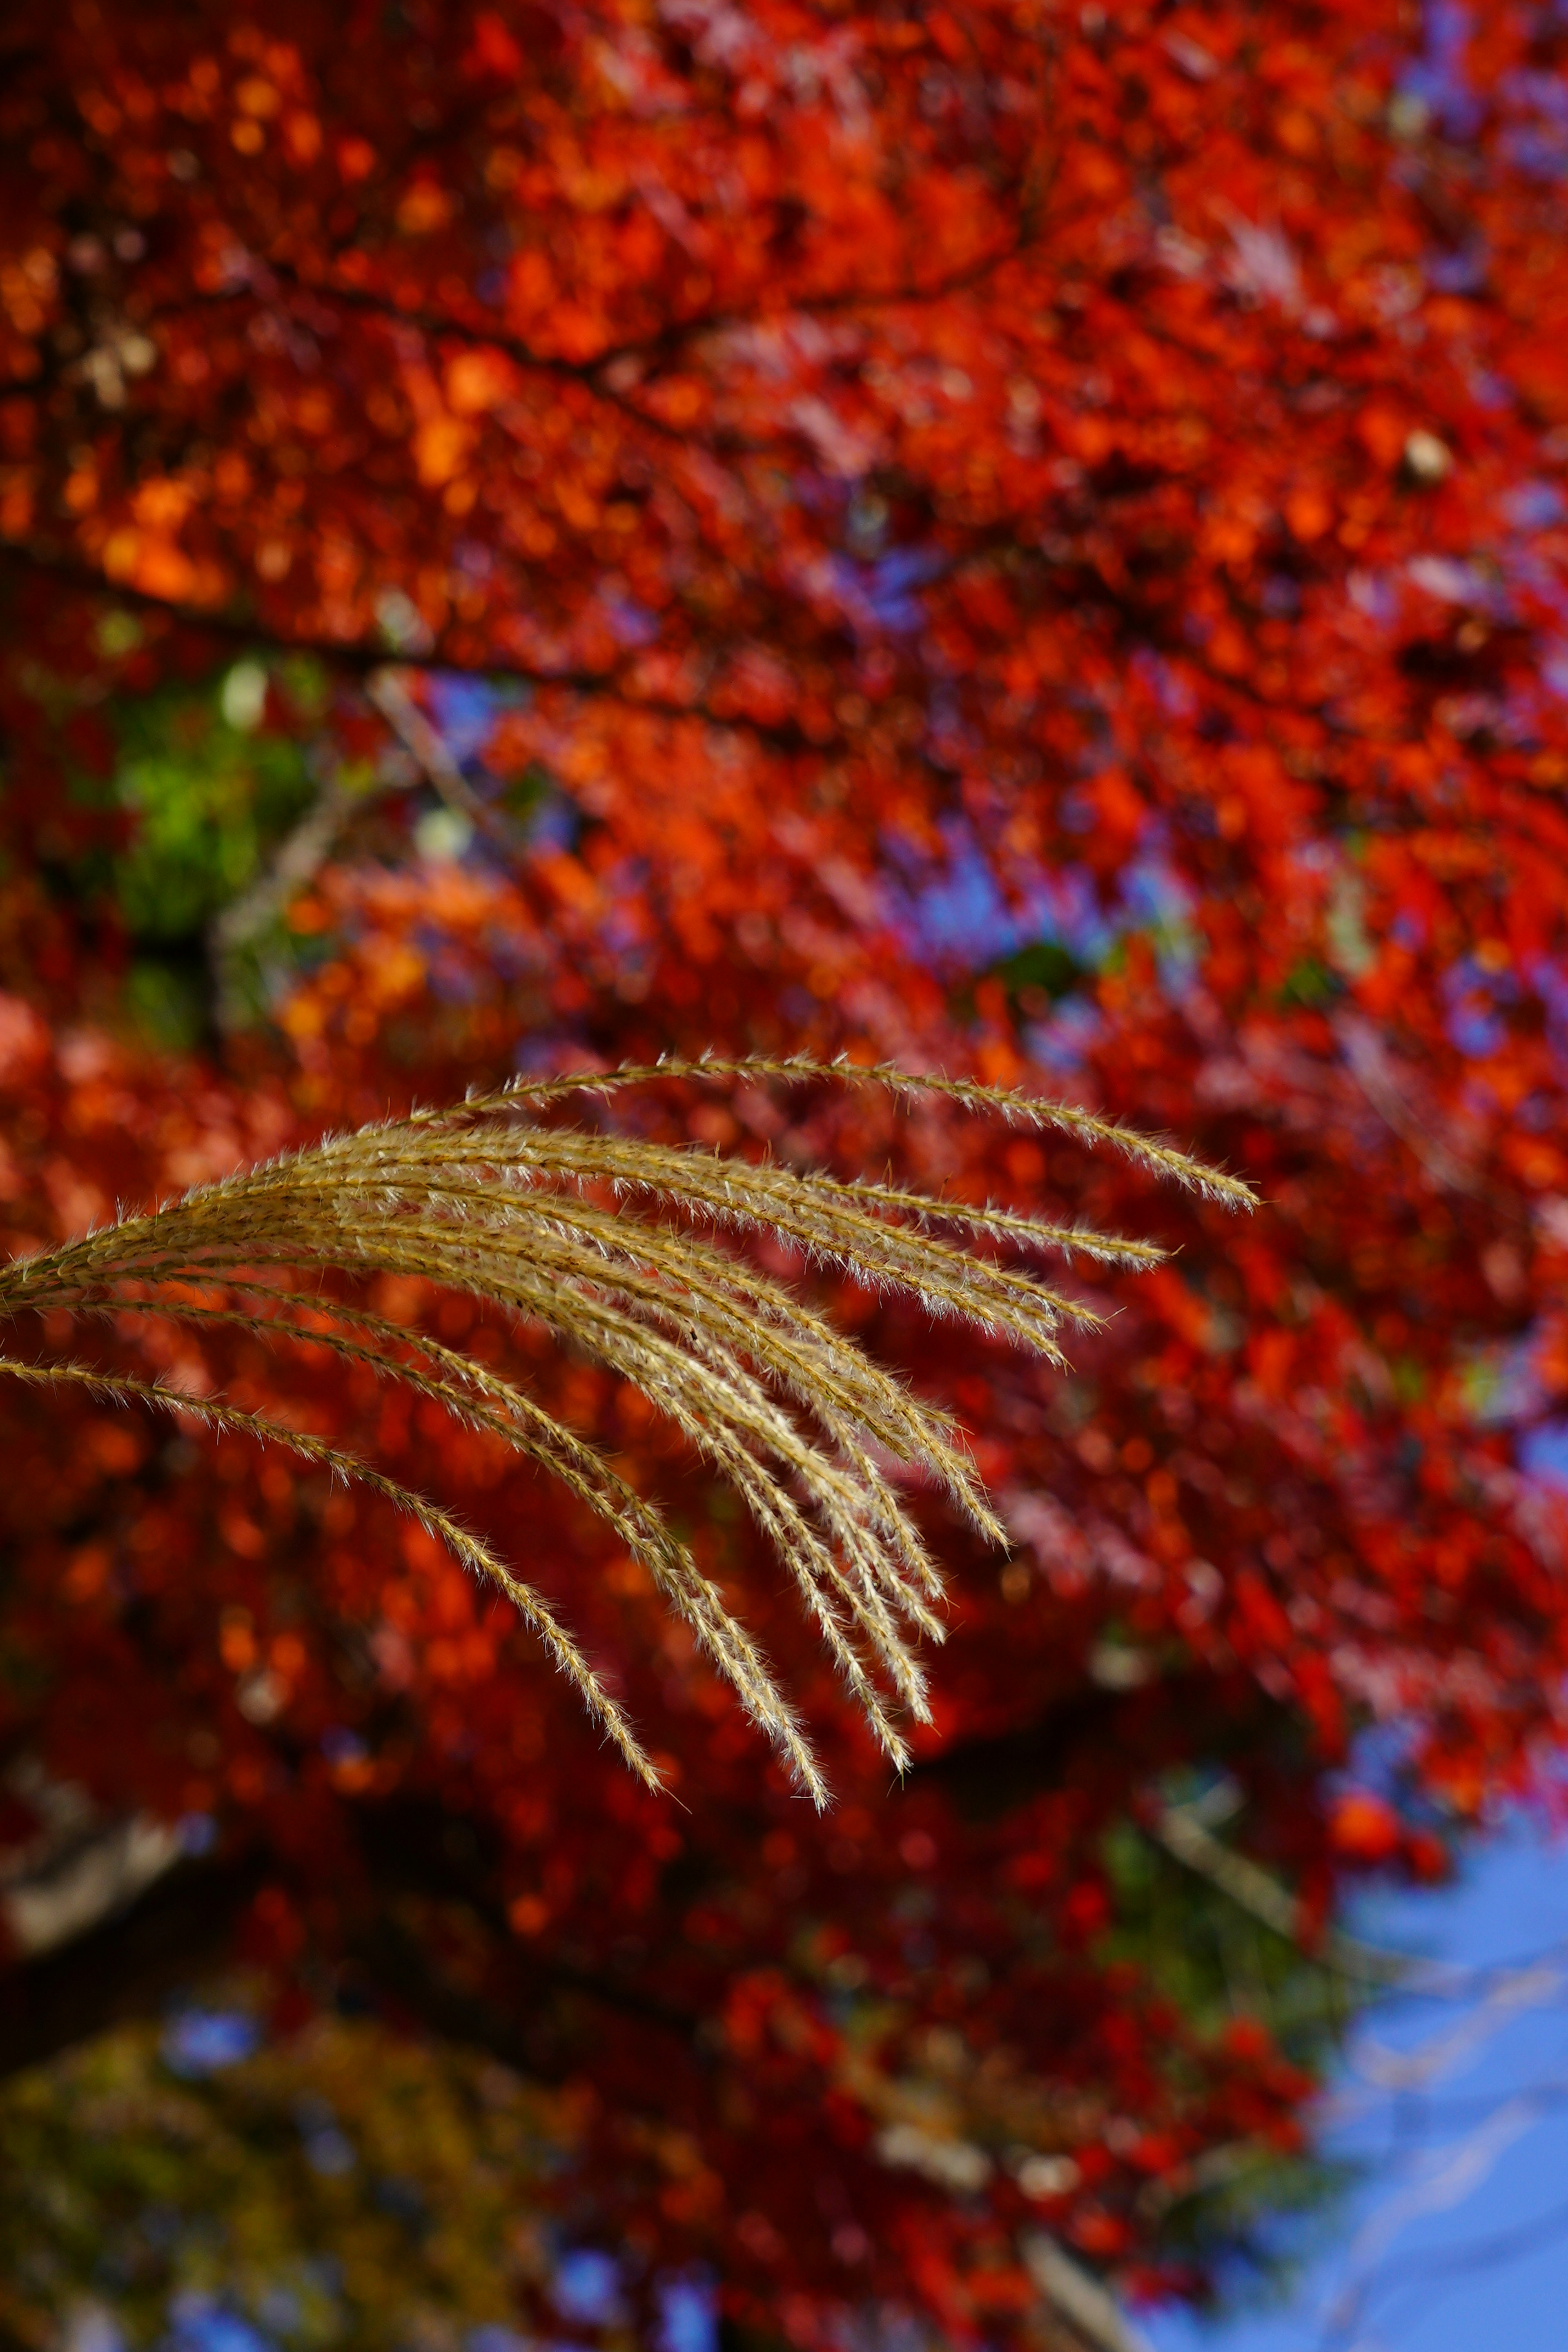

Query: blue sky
[{"left": 1145, "top": 1821, "right": 1568, "bottom": 2352}]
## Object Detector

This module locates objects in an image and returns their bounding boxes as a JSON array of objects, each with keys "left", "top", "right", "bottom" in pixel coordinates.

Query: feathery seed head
[{"left": 0, "top": 1056, "right": 1249, "bottom": 1802}]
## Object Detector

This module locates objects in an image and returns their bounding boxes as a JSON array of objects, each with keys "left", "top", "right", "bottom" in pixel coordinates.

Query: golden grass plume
[{"left": 0, "top": 1056, "right": 1254, "bottom": 1803}]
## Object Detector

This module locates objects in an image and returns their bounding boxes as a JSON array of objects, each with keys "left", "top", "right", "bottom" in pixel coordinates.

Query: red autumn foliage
[
  {"left": 4, "top": 0, "right": 1568, "bottom": 2336},
  {"left": 1326, "top": 1790, "right": 1404, "bottom": 1867}
]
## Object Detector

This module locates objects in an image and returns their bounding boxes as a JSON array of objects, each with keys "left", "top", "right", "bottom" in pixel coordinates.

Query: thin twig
[
  {"left": 365, "top": 666, "right": 516, "bottom": 846},
  {"left": 1151, "top": 1801, "right": 1411, "bottom": 1987}
]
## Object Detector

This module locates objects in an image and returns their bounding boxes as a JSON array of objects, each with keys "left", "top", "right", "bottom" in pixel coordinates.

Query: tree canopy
[{"left": 3, "top": 2, "right": 1568, "bottom": 2345}]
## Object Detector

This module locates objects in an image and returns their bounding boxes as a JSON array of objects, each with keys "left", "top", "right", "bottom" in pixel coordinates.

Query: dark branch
[
  {"left": 0, "top": 543, "right": 822, "bottom": 756},
  {"left": 0, "top": 1853, "right": 263, "bottom": 2081},
  {"left": 0, "top": 1799, "right": 698, "bottom": 2085}
]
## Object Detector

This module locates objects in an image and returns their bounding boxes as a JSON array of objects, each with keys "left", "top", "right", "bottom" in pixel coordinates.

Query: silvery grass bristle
[{"left": 0, "top": 1057, "right": 1254, "bottom": 1805}]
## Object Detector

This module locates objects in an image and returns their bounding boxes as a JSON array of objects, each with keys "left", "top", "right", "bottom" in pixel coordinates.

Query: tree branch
[
  {"left": 0, "top": 1795, "right": 700, "bottom": 2085},
  {"left": 364, "top": 666, "right": 518, "bottom": 846},
  {"left": 1021, "top": 2232, "right": 1156, "bottom": 2352},
  {"left": 1149, "top": 1799, "right": 1410, "bottom": 1988},
  {"left": 0, "top": 1852, "right": 263, "bottom": 2080},
  {"left": 0, "top": 543, "right": 819, "bottom": 756}
]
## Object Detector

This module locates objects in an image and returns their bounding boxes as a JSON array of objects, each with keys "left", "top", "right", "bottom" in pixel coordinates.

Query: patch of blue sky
[
  {"left": 1500, "top": 120, "right": 1568, "bottom": 181},
  {"left": 880, "top": 808, "right": 1201, "bottom": 1069},
  {"left": 416, "top": 677, "right": 580, "bottom": 858},
  {"left": 1122, "top": 855, "right": 1202, "bottom": 993},
  {"left": 1465, "top": 364, "right": 1520, "bottom": 412},
  {"left": 861, "top": 546, "right": 944, "bottom": 635},
  {"left": 1497, "top": 65, "right": 1568, "bottom": 179},
  {"left": 552, "top": 2250, "right": 626, "bottom": 2328},
  {"left": 1499, "top": 481, "right": 1566, "bottom": 532},
  {"left": 656, "top": 2276, "right": 719, "bottom": 2352},
  {"left": 1424, "top": 242, "right": 1488, "bottom": 294},
  {"left": 426, "top": 673, "right": 507, "bottom": 766},
  {"left": 160, "top": 2007, "right": 260, "bottom": 2078},
  {"left": 1143, "top": 1820, "right": 1568, "bottom": 2352},
  {"left": 1398, "top": 0, "right": 1484, "bottom": 140},
  {"left": 1024, "top": 994, "right": 1106, "bottom": 1073},
  {"left": 529, "top": 795, "right": 581, "bottom": 853},
  {"left": 1329, "top": 1721, "right": 1423, "bottom": 1812},
  {"left": 1141, "top": 1349, "right": 1568, "bottom": 2350},
  {"left": 884, "top": 813, "right": 1109, "bottom": 974},
  {"left": 1442, "top": 957, "right": 1512, "bottom": 1060},
  {"left": 163, "top": 2296, "right": 272, "bottom": 2352},
  {"left": 887, "top": 822, "right": 1035, "bottom": 968},
  {"left": 1520, "top": 1421, "right": 1568, "bottom": 1488}
]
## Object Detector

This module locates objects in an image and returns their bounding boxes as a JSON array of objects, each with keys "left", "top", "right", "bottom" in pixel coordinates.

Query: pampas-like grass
[{"left": 0, "top": 1057, "right": 1254, "bottom": 1803}]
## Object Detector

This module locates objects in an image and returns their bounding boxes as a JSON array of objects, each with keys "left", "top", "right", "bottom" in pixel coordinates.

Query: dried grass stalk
[{"left": 0, "top": 1057, "right": 1253, "bottom": 1802}]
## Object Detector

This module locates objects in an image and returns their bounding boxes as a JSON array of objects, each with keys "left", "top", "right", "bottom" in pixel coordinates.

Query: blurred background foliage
[
  {"left": 61, "top": 659, "right": 329, "bottom": 1049},
  {"left": 0, "top": 1794, "right": 1364, "bottom": 2352},
  {"left": 0, "top": 1994, "right": 592, "bottom": 2352}
]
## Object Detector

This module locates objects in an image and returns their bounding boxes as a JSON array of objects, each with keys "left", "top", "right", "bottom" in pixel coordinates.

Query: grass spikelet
[
  {"left": 0, "top": 1056, "right": 1250, "bottom": 1802},
  {"left": 458, "top": 1054, "right": 1261, "bottom": 1212}
]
